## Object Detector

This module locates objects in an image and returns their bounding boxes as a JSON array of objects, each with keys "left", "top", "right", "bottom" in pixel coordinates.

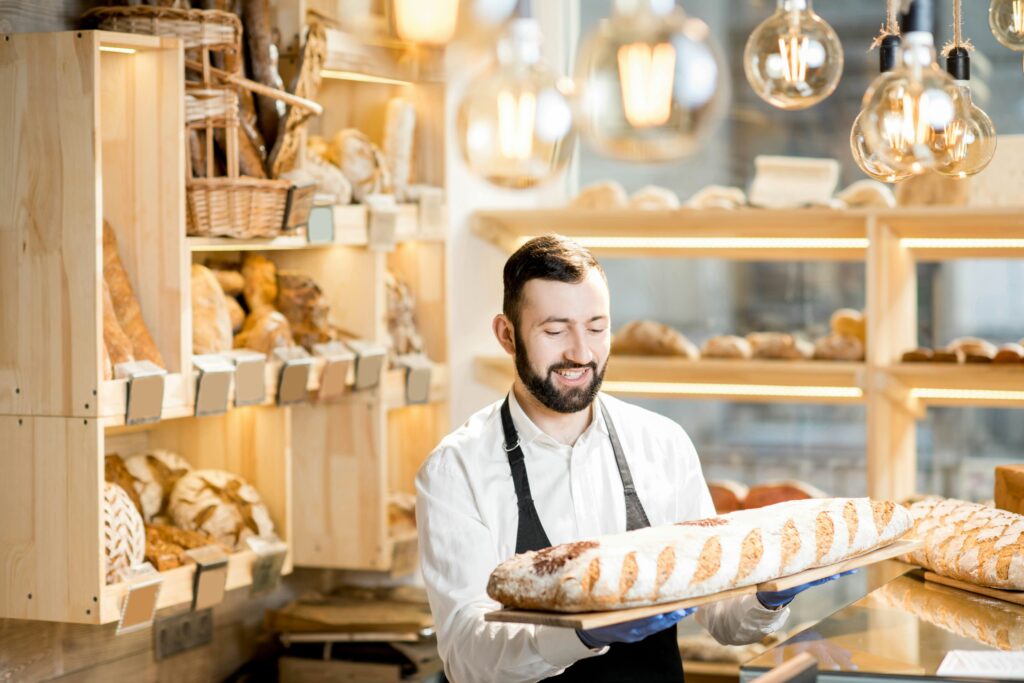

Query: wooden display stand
[{"left": 473, "top": 206, "right": 1024, "bottom": 503}]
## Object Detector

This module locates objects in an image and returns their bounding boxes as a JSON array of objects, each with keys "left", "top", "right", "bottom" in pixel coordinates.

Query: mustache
[{"left": 547, "top": 361, "right": 598, "bottom": 374}]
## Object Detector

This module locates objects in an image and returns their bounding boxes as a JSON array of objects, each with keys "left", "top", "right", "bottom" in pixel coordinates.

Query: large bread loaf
[
  {"left": 487, "top": 498, "right": 910, "bottom": 612},
  {"left": 901, "top": 498, "right": 1024, "bottom": 590}
]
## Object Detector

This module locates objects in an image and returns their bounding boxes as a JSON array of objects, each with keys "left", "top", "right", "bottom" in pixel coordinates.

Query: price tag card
[
  {"left": 396, "top": 353, "right": 433, "bottom": 405},
  {"left": 114, "top": 360, "right": 166, "bottom": 425},
  {"left": 223, "top": 350, "right": 267, "bottom": 406},
  {"left": 185, "top": 545, "right": 229, "bottom": 611},
  {"left": 313, "top": 341, "right": 355, "bottom": 402},
  {"left": 274, "top": 347, "right": 313, "bottom": 406},
  {"left": 247, "top": 536, "right": 288, "bottom": 596},
  {"left": 116, "top": 562, "right": 163, "bottom": 635},
  {"left": 366, "top": 194, "right": 398, "bottom": 251},
  {"left": 415, "top": 186, "right": 445, "bottom": 235},
  {"left": 193, "top": 354, "right": 234, "bottom": 417},
  {"left": 346, "top": 340, "right": 387, "bottom": 391}
]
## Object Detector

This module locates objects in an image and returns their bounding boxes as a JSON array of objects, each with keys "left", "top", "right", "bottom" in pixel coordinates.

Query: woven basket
[
  {"left": 187, "top": 177, "right": 292, "bottom": 238},
  {"left": 185, "top": 86, "right": 239, "bottom": 126},
  {"left": 83, "top": 5, "right": 242, "bottom": 52}
]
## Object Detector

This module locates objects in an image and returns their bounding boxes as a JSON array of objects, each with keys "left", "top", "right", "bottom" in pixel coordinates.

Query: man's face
[{"left": 513, "top": 269, "right": 611, "bottom": 413}]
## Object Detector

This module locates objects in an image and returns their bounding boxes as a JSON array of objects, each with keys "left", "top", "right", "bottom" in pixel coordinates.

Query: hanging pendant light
[
  {"left": 574, "top": 0, "right": 726, "bottom": 161},
  {"left": 455, "top": 5, "right": 576, "bottom": 189},
  {"left": 851, "top": 34, "right": 913, "bottom": 183},
  {"left": 392, "top": 0, "right": 460, "bottom": 45},
  {"left": 860, "top": 0, "right": 963, "bottom": 175},
  {"left": 933, "top": 48, "right": 997, "bottom": 177},
  {"left": 989, "top": 0, "right": 1024, "bottom": 68},
  {"left": 744, "top": 0, "right": 844, "bottom": 110}
]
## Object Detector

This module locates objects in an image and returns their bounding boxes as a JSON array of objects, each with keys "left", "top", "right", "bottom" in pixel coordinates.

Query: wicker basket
[
  {"left": 83, "top": 5, "right": 241, "bottom": 52},
  {"left": 187, "top": 177, "right": 292, "bottom": 239},
  {"left": 185, "top": 86, "right": 239, "bottom": 126}
]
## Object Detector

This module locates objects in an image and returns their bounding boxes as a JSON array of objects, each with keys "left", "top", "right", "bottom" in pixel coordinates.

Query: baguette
[
  {"left": 488, "top": 497, "right": 910, "bottom": 612},
  {"left": 102, "top": 278, "right": 135, "bottom": 369},
  {"left": 102, "top": 222, "right": 164, "bottom": 367}
]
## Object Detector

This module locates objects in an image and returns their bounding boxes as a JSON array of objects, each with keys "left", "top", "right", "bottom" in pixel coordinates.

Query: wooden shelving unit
[{"left": 474, "top": 206, "right": 1024, "bottom": 503}]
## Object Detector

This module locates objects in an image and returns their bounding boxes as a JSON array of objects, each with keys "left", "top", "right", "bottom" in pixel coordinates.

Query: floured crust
[{"left": 488, "top": 497, "right": 911, "bottom": 612}]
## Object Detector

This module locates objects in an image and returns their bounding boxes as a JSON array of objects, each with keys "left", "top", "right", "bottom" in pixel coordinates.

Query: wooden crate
[
  {"left": 0, "top": 407, "right": 292, "bottom": 624},
  {"left": 0, "top": 31, "right": 189, "bottom": 420}
]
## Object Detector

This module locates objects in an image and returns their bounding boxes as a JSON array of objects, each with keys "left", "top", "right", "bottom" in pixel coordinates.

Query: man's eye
[
  {"left": 588, "top": 328, "right": 607, "bottom": 334},
  {"left": 545, "top": 330, "right": 564, "bottom": 336}
]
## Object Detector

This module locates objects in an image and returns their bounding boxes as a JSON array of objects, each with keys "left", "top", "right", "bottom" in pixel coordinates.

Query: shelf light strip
[
  {"left": 902, "top": 238, "right": 1024, "bottom": 249},
  {"left": 320, "top": 69, "right": 413, "bottom": 86},
  {"left": 911, "top": 388, "right": 1024, "bottom": 402},
  {"left": 565, "top": 237, "right": 869, "bottom": 250},
  {"left": 99, "top": 46, "right": 137, "bottom": 54},
  {"left": 603, "top": 380, "right": 863, "bottom": 399}
]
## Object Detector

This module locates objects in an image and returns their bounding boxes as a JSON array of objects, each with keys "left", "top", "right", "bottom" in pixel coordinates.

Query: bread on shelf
[
  {"left": 746, "top": 332, "right": 813, "bottom": 360},
  {"left": 629, "top": 185, "right": 680, "bottom": 210},
  {"left": 102, "top": 279, "right": 135, "bottom": 370},
  {"left": 570, "top": 181, "right": 628, "bottom": 210},
  {"left": 813, "top": 333, "right": 864, "bottom": 361},
  {"left": 743, "top": 480, "right": 827, "bottom": 510},
  {"left": 145, "top": 522, "right": 224, "bottom": 572},
  {"left": 276, "top": 270, "right": 336, "bottom": 351},
  {"left": 993, "top": 343, "right": 1024, "bottom": 364},
  {"left": 948, "top": 337, "right": 997, "bottom": 363},
  {"left": 169, "top": 469, "right": 276, "bottom": 550},
  {"left": 612, "top": 321, "right": 699, "bottom": 359},
  {"left": 103, "top": 482, "right": 146, "bottom": 584},
  {"left": 105, "top": 454, "right": 144, "bottom": 517},
  {"left": 123, "top": 450, "right": 193, "bottom": 522},
  {"left": 901, "top": 347, "right": 933, "bottom": 362},
  {"left": 829, "top": 308, "right": 865, "bottom": 344},
  {"left": 708, "top": 480, "right": 749, "bottom": 514},
  {"left": 192, "top": 263, "right": 233, "bottom": 355},
  {"left": 102, "top": 221, "right": 164, "bottom": 368},
  {"left": 701, "top": 335, "right": 752, "bottom": 360},
  {"left": 212, "top": 268, "right": 245, "bottom": 297}
]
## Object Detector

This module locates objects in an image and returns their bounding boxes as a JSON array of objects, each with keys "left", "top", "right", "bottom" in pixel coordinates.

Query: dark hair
[{"left": 502, "top": 234, "right": 605, "bottom": 327}]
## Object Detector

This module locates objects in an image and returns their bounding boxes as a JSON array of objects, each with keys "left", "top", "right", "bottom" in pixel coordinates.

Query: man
[{"left": 417, "top": 235, "right": 847, "bottom": 682}]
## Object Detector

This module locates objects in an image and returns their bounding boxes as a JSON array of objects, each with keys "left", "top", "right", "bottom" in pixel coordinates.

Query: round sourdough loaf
[{"left": 104, "top": 482, "right": 146, "bottom": 584}]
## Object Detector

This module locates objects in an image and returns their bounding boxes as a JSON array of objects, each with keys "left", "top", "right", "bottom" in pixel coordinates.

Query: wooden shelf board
[
  {"left": 887, "top": 363, "right": 1024, "bottom": 407},
  {"left": 96, "top": 30, "right": 178, "bottom": 51},
  {"left": 475, "top": 356, "right": 865, "bottom": 404},
  {"left": 680, "top": 661, "right": 740, "bottom": 677}
]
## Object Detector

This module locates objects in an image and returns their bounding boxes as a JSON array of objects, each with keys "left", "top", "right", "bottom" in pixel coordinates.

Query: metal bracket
[
  {"left": 247, "top": 536, "right": 288, "bottom": 596},
  {"left": 116, "top": 562, "right": 162, "bottom": 635},
  {"left": 115, "top": 360, "right": 166, "bottom": 425},
  {"left": 395, "top": 353, "right": 433, "bottom": 405},
  {"left": 345, "top": 340, "right": 387, "bottom": 391},
  {"left": 185, "top": 545, "right": 229, "bottom": 611},
  {"left": 313, "top": 341, "right": 355, "bottom": 402},
  {"left": 193, "top": 354, "right": 234, "bottom": 417},
  {"left": 366, "top": 194, "right": 398, "bottom": 251},
  {"left": 274, "top": 347, "right": 313, "bottom": 405},
  {"left": 223, "top": 350, "right": 267, "bottom": 406}
]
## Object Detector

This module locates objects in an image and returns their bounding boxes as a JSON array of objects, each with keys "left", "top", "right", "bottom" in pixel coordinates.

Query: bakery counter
[{"left": 741, "top": 570, "right": 1024, "bottom": 683}]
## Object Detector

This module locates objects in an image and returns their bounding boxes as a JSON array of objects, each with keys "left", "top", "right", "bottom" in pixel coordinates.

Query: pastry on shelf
[
  {"left": 235, "top": 254, "right": 296, "bottom": 353},
  {"left": 103, "top": 221, "right": 164, "bottom": 368},
  {"left": 192, "top": 263, "right": 233, "bottom": 355},
  {"left": 123, "top": 450, "right": 193, "bottom": 522},
  {"left": 830, "top": 308, "right": 866, "bottom": 344},
  {"left": 212, "top": 268, "right": 245, "bottom": 297},
  {"left": 225, "top": 295, "right": 245, "bottom": 333},
  {"left": 701, "top": 335, "right": 752, "bottom": 360},
  {"left": 813, "top": 333, "right": 864, "bottom": 361},
  {"left": 947, "top": 336, "right": 997, "bottom": 363},
  {"left": 629, "top": 185, "right": 680, "bottom": 210},
  {"left": 901, "top": 347, "right": 933, "bottom": 362},
  {"left": 708, "top": 480, "right": 749, "bottom": 514},
  {"left": 105, "top": 454, "right": 144, "bottom": 517},
  {"left": 746, "top": 332, "right": 813, "bottom": 360},
  {"left": 104, "top": 482, "right": 146, "bottom": 584},
  {"left": 994, "top": 343, "right": 1024, "bottom": 364},
  {"left": 331, "top": 128, "right": 391, "bottom": 202},
  {"left": 835, "top": 179, "right": 896, "bottom": 208},
  {"left": 276, "top": 270, "right": 337, "bottom": 351},
  {"left": 570, "top": 180, "right": 628, "bottom": 209},
  {"left": 611, "top": 320, "right": 699, "bottom": 359},
  {"left": 145, "top": 522, "right": 225, "bottom": 572},
  {"left": 932, "top": 346, "right": 965, "bottom": 363},
  {"left": 742, "top": 480, "right": 827, "bottom": 510},
  {"left": 169, "top": 469, "right": 276, "bottom": 550},
  {"left": 684, "top": 185, "right": 747, "bottom": 210},
  {"left": 386, "top": 271, "right": 425, "bottom": 359},
  {"left": 241, "top": 254, "right": 278, "bottom": 310}
]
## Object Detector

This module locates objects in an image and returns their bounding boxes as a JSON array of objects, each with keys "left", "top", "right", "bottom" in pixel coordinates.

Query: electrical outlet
[{"left": 153, "top": 608, "right": 213, "bottom": 661}]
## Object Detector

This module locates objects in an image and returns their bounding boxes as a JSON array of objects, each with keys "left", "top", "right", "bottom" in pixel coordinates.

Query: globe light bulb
[
  {"left": 851, "top": 35, "right": 913, "bottom": 183},
  {"left": 574, "top": 0, "right": 726, "bottom": 161},
  {"left": 392, "top": 0, "right": 459, "bottom": 45},
  {"left": 860, "top": 2, "right": 963, "bottom": 175},
  {"left": 933, "top": 48, "right": 997, "bottom": 178},
  {"left": 456, "top": 19, "right": 576, "bottom": 189},
  {"left": 744, "top": 0, "right": 844, "bottom": 110},
  {"left": 989, "top": 0, "right": 1024, "bottom": 52}
]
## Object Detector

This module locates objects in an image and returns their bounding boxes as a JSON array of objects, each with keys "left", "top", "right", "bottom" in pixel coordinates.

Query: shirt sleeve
[
  {"left": 671, "top": 427, "right": 792, "bottom": 646},
  {"left": 416, "top": 449, "right": 606, "bottom": 683}
]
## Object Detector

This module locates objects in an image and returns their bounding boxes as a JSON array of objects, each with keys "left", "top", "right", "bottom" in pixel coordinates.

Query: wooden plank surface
[
  {"left": 486, "top": 539, "right": 922, "bottom": 630},
  {"left": 922, "top": 572, "right": 1024, "bottom": 607}
]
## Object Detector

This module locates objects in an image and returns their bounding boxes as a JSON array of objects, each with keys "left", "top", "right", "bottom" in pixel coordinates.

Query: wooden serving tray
[
  {"left": 485, "top": 538, "right": 922, "bottom": 630},
  {"left": 923, "top": 571, "right": 1024, "bottom": 606}
]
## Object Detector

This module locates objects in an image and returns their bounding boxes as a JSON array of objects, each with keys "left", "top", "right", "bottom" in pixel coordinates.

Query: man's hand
[
  {"left": 576, "top": 607, "right": 697, "bottom": 649},
  {"left": 756, "top": 570, "right": 858, "bottom": 610}
]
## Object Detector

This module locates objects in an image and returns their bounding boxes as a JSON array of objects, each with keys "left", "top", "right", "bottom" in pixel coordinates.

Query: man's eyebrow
[{"left": 538, "top": 315, "right": 608, "bottom": 325}]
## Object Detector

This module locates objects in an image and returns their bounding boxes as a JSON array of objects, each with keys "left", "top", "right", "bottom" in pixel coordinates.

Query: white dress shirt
[{"left": 416, "top": 391, "right": 789, "bottom": 683}]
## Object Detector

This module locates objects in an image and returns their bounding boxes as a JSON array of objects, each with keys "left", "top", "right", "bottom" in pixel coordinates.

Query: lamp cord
[
  {"left": 942, "top": 0, "right": 974, "bottom": 56},
  {"left": 872, "top": 0, "right": 901, "bottom": 49}
]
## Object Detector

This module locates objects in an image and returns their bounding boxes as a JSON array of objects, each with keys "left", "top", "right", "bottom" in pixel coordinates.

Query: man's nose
[{"left": 565, "top": 328, "right": 593, "bottom": 365}]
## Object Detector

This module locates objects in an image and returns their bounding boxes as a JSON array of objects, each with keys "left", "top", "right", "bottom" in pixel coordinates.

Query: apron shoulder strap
[
  {"left": 501, "top": 397, "right": 552, "bottom": 552},
  {"left": 599, "top": 399, "right": 652, "bottom": 531}
]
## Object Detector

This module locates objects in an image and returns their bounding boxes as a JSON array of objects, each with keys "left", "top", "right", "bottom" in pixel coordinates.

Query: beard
[{"left": 514, "top": 329, "right": 606, "bottom": 414}]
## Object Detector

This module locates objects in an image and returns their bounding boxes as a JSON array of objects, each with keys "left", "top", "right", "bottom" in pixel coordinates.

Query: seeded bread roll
[
  {"left": 488, "top": 498, "right": 911, "bottom": 612},
  {"left": 701, "top": 335, "right": 752, "bottom": 360},
  {"left": 612, "top": 321, "right": 699, "bottom": 359},
  {"left": 948, "top": 337, "right": 997, "bottom": 363},
  {"left": 746, "top": 332, "right": 814, "bottom": 360}
]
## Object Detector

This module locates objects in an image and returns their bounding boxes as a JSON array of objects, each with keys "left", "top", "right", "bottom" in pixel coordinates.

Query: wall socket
[{"left": 153, "top": 608, "right": 214, "bottom": 661}]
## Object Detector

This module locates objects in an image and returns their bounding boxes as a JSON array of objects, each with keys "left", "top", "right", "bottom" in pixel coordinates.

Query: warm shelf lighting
[
  {"left": 545, "top": 236, "right": 869, "bottom": 251},
  {"left": 392, "top": 0, "right": 458, "bottom": 45},
  {"left": 320, "top": 69, "right": 413, "bottom": 87},
  {"left": 603, "top": 380, "right": 863, "bottom": 399},
  {"left": 99, "top": 46, "right": 137, "bottom": 55},
  {"left": 901, "top": 238, "right": 1024, "bottom": 249},
  {"left": 911, "top": 387, "right": 1024, "bottom": 402}
]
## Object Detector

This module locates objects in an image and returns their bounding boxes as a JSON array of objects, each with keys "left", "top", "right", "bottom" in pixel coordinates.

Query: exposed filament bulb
[{"left": 617, "top": 41, "right": 676, "bottom": 127}]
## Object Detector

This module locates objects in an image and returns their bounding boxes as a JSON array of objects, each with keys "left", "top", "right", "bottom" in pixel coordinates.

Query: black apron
[{"left": 500, "top": 396, "right": 684, "bottom": 683}]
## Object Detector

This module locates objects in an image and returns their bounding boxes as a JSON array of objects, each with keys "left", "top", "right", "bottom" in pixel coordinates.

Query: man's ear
[{"left": 493, "top": 314, "right": 516, "bottom": 355}]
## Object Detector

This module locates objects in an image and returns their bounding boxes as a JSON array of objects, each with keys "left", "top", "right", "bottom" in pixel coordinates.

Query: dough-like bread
[
  {"left": 212, "top": 269, "right": 245, "bottom": 297},
  {"left": 104, "top": 482, "right": 146, "bottom": 584},
  {"left": 169, "top": 469, "right": 276, "bottom": 550},
  {"left": 123, "top": 450, "right": 193, "bottom": 522},
  {"left": 746, "top": 332, "right": 814, "bottom": 360},
  {"left": 629, "top": 185, "right": 680, "bottom": 210},
  {"left": 102, "top": 278, "right": 135, "bottom": 369},
  {"left": 241, "top": 254, "right": 278, "bottom": 310},
  {"left": 701, "top": 335, "right": 752, "bottom": 360},
  {"left": 947, "top": 337, "right": 997, "bottom": 363},
  {"left": 192, "top": 264, "right": 233, "bottom": 355},
  {"left": 612, "top": 321, "right": 700, "bottom": 358},
  {"left": 902, "top": 498, "right": 1024, "bottom": 591},
  {"left": 488, "top": 497, "right": 911, "bottom": 612},
  {"left": 570, "top": 181, "right": 628, "bottom": 209},
  {"left": 994, "top": 343, "right": 1024, "bottom": 364},
  {"left": 709, "top": 480, "right": 749, "bottom": 514},
  {"left": 225, "top": 295, "right": 245, "bottom": 333},
  {"left": 743, "top": 481, "right": 827, "bottom": 510},
  {"left": 234, "top": 307, "right": 296, "bottom": 354},
  {"left": 276, "top": 270, "right": 336, "bottom": 351},
  {"left": 830, "top": 309, "right": 866, "bottom": 344},
  {"left": 813, "top": 333, "right": 865, "bottom": 361},
  {"left": 102, "top": 222, "right": 164, "bottom": 367},
  {"left": 901, "top": 348, "right": 933, "bottom": 362}
]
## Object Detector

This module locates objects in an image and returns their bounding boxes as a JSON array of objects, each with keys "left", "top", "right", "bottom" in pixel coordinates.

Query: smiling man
[{"left": 417, "top": 235, "right": 833, "bottom": 682}]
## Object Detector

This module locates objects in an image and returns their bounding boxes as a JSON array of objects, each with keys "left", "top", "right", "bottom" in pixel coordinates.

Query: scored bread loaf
[
  {"left": 169, "top": 469, "right": 275, "bottom": 550},
  {"left": 104, "top": 482, "right": 146, "bottom": 584},
  {"left": 902, "top": 498, "right": 1024, "bottom": 590},
  {"left": 488, "top": 497, "right": 911, "bottom": 612},
  {"left": 612, "top": 321, "right": 699, "bottom": 358},
  {"left": 746, "top": 333, "right": 813, "bottom": 360},
  {"left": 743, "top": 481, "right": 826, "bottom": 510},
  {"left": 701, "top": 335, "right": 752, "bottom": 360},
  {"left": 123, "top": 449, "right": 193, "bottom": 522}
]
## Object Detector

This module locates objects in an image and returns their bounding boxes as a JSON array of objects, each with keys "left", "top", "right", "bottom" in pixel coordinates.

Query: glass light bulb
[
  {"left": 989, "top": 0, "right": 1024, "bottom": 51},
  {"left": 850, "top": 106, "right": 913, "bottom": 183},
  {"left": 743, "top": 0, "right": 843, "bottom": 110},
  {"left": 574, "top": 0, "right": 726, "bottom": 161},
  {"left": 860, "top": 32, "right": 963, "bottom": 175},
  {"left": 456, "top": 19, "right": 576, "bottom": 189},
  {"left": 393, "top": 0, "right": 459, "bottom": 45},
  {"left": 933, "top": 84, "right": 997, "bottom": 178}
]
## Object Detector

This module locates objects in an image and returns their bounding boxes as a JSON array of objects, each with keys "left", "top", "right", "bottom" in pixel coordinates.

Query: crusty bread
[
  {"left": 488, "top": 497, "right": 911, "bottom": 612},
  {"left": 571, "top": 181, "right": 628, "bottom": 209},
  {"left": 612, "top": 321, "right": 699, "bottom": 359},
  {"left": 901, "top": 347, "right": 933, "bottom": 362},
  {"left": 947, "top": 337, "right": 997, "bottom": 363},
  {"left": 746, "top": 332, "right": 813, "bottom": 360},
  {"left": 743, "top": 481, "right": 826, "bottom": 510},
  {"left": 708, "top": 480, "right": 748, "bottom": 514},
  {"left": 813, "top": 333, "right": 864, "bottom": 361},
  {"left": 993, "top": 343, "right": 1024, "bottom": 364},
  {"left": 902, "top": 498, "right": 1024, "bottom": 591},
  {"left": 830, "top": 309, "right": 865, "bottom": 344},
  {"left": 701, "top": 335, "right": 752, "bottom": 360}
]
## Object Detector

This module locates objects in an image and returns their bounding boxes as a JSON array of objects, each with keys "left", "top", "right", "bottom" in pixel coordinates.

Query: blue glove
[
  {"left": 756, "top": 570, "right": 858, "bottom": 609},
  {"left": 576, "top": 607, "right": 696, "bottom": 649}
]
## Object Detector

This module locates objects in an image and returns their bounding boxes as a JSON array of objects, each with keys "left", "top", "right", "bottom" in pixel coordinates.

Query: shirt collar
[{"left": 506, "top": 390, "right": 610, "bottom": 449}]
